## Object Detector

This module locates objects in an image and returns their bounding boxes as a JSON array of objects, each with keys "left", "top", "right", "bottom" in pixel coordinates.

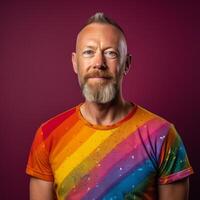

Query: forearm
[
  {"left": 30, "top": 177, "right": 55, "bottom": 200},
  {"left": 158, "top": 178, "right": 189, "bottom": 200}
]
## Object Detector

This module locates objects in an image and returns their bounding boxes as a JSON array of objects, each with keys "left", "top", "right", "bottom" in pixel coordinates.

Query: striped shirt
[{"left": 26, "top": 103, "right": 193, "bottom": 200}]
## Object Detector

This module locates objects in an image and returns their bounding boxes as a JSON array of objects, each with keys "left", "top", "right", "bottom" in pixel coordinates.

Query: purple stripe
[{"left": 82, "top": 119, "right": 170, "bottom": 200}]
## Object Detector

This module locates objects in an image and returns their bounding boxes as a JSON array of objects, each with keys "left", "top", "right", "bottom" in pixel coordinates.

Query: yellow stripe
[
  {"left": 55, "top": 129, "right": 115, "bottom": 183},
  {"left": 51, "top": 124, "right": 94, "bottom": 169}
]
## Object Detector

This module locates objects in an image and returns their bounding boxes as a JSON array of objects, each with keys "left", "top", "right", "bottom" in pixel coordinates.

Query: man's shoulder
[
  {"left": 40, "top": 104, "right": 79, "bottom": 132},
  {"left": 135, "top": 105, "right": 176, "bottom": 140},
  {"left": 136, "top": 104, "right": 172, "bottom": 125}
]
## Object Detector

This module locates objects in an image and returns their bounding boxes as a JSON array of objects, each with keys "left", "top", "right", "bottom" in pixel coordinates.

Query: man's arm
[
  {"left": 30, "top": 177, "right": 55, "bottom": 200},
  {"left": 158, "top": 177, "right": 189, "bottom": 200}
]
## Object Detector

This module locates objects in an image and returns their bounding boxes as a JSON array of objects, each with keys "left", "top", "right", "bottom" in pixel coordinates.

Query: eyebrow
[
  {"left": 84, "top": 45, "right": 119, "bottom": 51},
  {"left": 84, "top": 45, "right": 96, "bottom": 49}
]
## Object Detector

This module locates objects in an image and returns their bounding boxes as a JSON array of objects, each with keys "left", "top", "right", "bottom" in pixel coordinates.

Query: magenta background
[{"left": 1, "top": 1, "right": 199, "bottom": 199}]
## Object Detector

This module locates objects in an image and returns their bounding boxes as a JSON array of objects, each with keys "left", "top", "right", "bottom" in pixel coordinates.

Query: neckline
[{"left": 76, "top": 102, "right": 138, "bottom": 130}]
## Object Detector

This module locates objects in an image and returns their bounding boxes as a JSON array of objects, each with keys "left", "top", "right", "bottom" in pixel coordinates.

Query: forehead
[{"left": 76, "top": 23, "right": 124, "bottom": 49}]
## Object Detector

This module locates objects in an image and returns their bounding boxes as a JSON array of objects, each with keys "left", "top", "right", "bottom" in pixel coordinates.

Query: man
[{"left": 26, "top": 13, "right": 194, "bottom": 200}]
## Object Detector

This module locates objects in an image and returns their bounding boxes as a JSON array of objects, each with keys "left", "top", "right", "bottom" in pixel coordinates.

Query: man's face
[{"left": 72, "top": 23, "right": 128, "bottom": 103}]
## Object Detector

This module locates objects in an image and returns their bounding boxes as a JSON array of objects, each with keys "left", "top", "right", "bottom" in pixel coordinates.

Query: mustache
[{"left": 84, "top": 71, "right": 113, "bottom": 80}]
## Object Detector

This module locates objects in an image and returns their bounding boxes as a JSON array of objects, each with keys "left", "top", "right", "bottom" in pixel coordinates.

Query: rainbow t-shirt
[{"left": 26, "top": 103, "right": 193, "bottom": 200}]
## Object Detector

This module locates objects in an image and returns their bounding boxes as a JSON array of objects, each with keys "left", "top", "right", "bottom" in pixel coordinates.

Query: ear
[
  {"left": 72, "top": 52, "right": 78, "bottom": 74},
  {"left": 123, "top": 54, "right": 132, "bottom": 75}
]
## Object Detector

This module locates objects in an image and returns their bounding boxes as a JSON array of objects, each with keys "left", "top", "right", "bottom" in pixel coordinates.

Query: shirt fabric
[{"left": 26, "top": 103, "right": 193, "bottom": 200}]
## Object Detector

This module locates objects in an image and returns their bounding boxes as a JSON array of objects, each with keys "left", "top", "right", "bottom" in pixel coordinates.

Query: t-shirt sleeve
[
  {"left": 26, "top": 126, "right": 54, "bottom": 181},
  {"left": 158, "top": 124, "right": 194, "bottom": 184}
]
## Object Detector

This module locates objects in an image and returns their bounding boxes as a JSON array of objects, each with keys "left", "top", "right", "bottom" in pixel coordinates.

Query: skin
[
  {"left": 72, "top": 23, "right": 133, "bottom": 126},
  {"left": 29, "top": 177, "right": 55, "bottom": 200},
  {"left": 29, "top": 23, "right": 190, "bottom": 200},
  {"left": 158, "top": 178, "right": 189, "bottom": 200}
]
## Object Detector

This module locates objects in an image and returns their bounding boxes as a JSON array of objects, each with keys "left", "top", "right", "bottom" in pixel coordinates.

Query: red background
[{"left": 1, "top": 1, "right": 199, "bottom": 199}]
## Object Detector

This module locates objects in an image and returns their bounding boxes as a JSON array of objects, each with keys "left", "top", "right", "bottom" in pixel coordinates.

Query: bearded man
[{"left": 26, "top": 12, "right": 193, "bottom": 200}]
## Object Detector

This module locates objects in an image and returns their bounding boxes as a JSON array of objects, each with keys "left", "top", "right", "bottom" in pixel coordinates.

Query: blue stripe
[{"left": 101, "top": 159, "right": 155, "bottom": 200}]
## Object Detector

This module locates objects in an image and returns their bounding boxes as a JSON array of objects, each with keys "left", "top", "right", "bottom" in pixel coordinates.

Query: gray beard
[{"left": 82, "top": 82, "right": 118, "bottom": 104}]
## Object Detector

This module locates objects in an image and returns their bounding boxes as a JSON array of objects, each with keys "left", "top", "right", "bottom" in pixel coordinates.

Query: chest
[{"left": 49, "top": 126, "right": 162, "bottom": 200}]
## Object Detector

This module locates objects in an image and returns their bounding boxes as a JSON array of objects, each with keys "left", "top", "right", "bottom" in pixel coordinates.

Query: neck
[{"left": 80, "top": 95, "right": 134, "bottom": 126}]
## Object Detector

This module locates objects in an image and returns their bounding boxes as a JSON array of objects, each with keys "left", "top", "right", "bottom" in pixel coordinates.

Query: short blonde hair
[{"left": 85, "top": 12, "right": 125, "bottom": 35}]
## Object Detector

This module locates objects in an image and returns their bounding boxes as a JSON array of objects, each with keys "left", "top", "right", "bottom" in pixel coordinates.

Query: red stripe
[{"left": 42, "top": 107, "right": 76, "bottom": 139}]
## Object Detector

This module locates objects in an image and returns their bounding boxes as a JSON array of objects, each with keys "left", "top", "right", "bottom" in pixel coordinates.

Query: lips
[
  {"left": 85, "top": 73, "right": 112, "bottom": 80},
  {"left": 87, "top": 77, "right": 111, "bottom": 83}
]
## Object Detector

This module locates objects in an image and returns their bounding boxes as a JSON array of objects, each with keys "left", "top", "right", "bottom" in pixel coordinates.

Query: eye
[
  {"left": 82, "top": 50, "right": 95, "bottom": 57},
  {"left": 104, "top": 50, "right": 119, "bottom": 59}
]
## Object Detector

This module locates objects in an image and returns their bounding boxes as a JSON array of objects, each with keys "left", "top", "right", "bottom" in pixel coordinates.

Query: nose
[{"left": 93, "top": 52, "right": 107, "bottom": 69}]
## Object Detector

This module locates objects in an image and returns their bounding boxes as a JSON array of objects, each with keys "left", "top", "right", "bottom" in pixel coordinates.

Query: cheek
[
  {"left": 107, "top": 60, "right": 121, "bottom": 73},
  {"left": 78, "top": 57, "right": 92, "bottom": 68},
  {"left": 76, "top": 65, "right": 88, "bottom": 84},
  {"left": 77, "top": 71, "right": 85, "bottom": 86}
]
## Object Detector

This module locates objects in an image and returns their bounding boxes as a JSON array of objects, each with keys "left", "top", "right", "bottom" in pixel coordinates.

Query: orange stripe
[
  {"left": 44, "top": 112, "right": 79, "bottom": 155},
  {"left": 51, "top": 123, "right": 95, "bottom": 169},
  {"left": 159, "top": 125, "right": 176, "bottom": 167}
]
